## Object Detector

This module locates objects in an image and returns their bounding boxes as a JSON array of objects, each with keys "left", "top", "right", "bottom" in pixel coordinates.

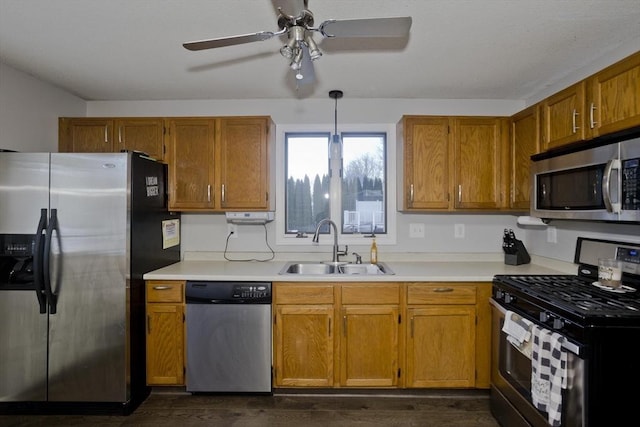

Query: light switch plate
[
  {"left": 547, "top": 226, "right": 557, "bottom": 243},
  {"left": 454, "top": 223, "right": 465, "bottom": 239}
]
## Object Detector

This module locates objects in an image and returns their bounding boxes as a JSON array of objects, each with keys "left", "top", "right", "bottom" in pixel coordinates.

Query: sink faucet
[{"left": 312, "top": 218, "right": 347, "bottom": 263}]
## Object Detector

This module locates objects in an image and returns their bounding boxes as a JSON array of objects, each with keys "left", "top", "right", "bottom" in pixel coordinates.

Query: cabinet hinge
[
  {"left": 266, "top": 192, "right": 269, "bottom": 202},
  {"left": 183, "top": 313, "right": 186, "bottom": 323}
]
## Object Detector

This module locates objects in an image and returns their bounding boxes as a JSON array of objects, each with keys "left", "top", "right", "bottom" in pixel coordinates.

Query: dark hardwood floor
[{"left": 0, "top": 389, "right": 500, "bottom": 427}]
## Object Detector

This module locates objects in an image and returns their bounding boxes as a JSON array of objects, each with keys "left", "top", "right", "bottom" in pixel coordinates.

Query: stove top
[{"left": 493, "top": 274, "right": 640, "bottom": 320}]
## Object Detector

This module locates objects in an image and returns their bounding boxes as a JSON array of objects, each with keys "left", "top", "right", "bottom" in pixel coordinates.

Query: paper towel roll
[{"left": 516, "top": 216, "right": 548, "bottom": 226}]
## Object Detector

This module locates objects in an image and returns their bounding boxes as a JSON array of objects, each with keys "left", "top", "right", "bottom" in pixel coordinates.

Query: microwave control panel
[{"left": 623, "top": 157, "right": 639, "bottom": 210}]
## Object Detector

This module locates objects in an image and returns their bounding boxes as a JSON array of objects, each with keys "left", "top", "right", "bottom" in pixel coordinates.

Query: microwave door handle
[{"left": 602, "top": 158, "right": 621, "bottom": 213}]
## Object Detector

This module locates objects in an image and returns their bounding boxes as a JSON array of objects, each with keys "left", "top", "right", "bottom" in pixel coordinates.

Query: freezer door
[
  {"left": 47, "top": 153, "right": 129, "bottom": 402},
  {"left": 0, "top": 153, "right": 50, "bottom": 234},
  {"left": 0, "top": 153, "right": 50, "bottom": 402}
]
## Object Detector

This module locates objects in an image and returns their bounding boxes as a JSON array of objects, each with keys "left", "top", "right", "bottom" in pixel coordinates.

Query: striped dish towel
[
  {"left": 531, "top": 325, "right": 567, "bottom": 427},
  {"left": 502, "top": 311, "right": 533, "bottom": 357}
]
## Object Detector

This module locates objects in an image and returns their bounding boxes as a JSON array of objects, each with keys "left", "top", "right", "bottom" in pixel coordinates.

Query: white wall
[
  {"left": 0, "top": 62, "right": 85, "bottom": 151},
  {"left": 2, "top": 55, "right": 638, "bottom": 263}
]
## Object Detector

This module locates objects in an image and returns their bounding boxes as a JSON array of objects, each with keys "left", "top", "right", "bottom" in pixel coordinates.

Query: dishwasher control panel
[
  {"left": 232, "top": 284, "right": 271, "bottom": 300},
  {"left": 185, "top": 281, "right": 272, "bottom": 304}
]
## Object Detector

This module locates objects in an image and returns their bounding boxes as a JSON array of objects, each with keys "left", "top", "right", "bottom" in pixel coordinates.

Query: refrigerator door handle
[
  {"left": 32, "top": 208, "right": 48, "bottom": 314},
  {"left": 44, "top": 208, "right": 59, "bottom": 314}
]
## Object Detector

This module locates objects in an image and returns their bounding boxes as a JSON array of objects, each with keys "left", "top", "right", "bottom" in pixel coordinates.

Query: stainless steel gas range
[{"left": 490, "top": 237, "right": 640, "bottom": 427}]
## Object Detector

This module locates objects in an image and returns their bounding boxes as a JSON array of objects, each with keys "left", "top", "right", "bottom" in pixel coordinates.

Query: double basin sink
[{"left": 279, "top": 261, "right": 394, "bottom": 276}]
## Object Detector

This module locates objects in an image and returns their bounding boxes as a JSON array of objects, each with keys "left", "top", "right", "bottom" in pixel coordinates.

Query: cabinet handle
[
  {"left": 147, "top": 315, "right": 151, "bottom": 334},
  {"left": 104, "top": 125, "right": 109, "bottom": 143},
  {"left": 221, "top": 184, "right": 226, "bottom": 203},
  {"left": 589, "top": 103, "right": 597, "bottom": 129},
  {"left": 343, "top": 315, "right": 347, "bottom": 337},
  {"left": 118, "top": 126, "right": 123, "bottom": 144},
  {"left": 409, "top": 184, "right": 414, "bottom": 204},
  {"left": 328, "top": 318, "right": 332, "bottom": 337},
  {"left": 458, "top": 185, "right": 462, "bottom": 203},
  {"left": 207, "top": 185, "right": 211, "bottom": 203},
  {"left": 572, "top": 109, "right": 579, "bottom": 134},
  {"left": 153, "top": 286, "right": 171, "bottom": 290},
  {"left": 410, "top": 317, "right": 414, "bottom": 338},
  {"left": 433, "top": 287, "right": 454, "bottom": 293}
]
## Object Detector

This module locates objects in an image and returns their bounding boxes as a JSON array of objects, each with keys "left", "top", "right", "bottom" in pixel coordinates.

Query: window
[{"left": 283, "top": 131, "right": 387, "bottom": 239}]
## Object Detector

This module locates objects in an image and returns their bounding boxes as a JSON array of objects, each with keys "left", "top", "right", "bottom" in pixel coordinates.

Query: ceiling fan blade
[
  {"left": 272, "top": 0, "right": 308, "bottom": 18},
  {"left": 319, "top": 16, "right": 412, "bottom": 38},
  {"left": 183, "top": 31, "right": 279, "bottom": 51}
]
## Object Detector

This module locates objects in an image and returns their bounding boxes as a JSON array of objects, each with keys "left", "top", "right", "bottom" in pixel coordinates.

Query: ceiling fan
[{"left": 182, "top": 0, "right": 412, "bottom": 85}]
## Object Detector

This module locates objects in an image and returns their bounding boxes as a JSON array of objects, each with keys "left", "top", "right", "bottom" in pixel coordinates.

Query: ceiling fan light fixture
[{"left": 304, "top": 34, "right": 322, "bottom": 60}]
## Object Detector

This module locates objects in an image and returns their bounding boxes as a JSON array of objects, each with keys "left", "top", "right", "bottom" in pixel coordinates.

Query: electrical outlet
[
  {"left": 409, "top": 223, "right": 425, "bottom": 238},
  {"left": 454, "top": 223, "right": 465, "bottom": 239},
  {"left": 227, "top": 223, "right": 238, "bottom": 238},
  {"left": 547, "top": 226, "right": 557, "bottom": 243}
]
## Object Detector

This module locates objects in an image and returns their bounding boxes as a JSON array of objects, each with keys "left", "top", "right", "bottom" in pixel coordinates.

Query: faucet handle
[
  {"left": 352, "top": 252, "right": 362, "bottom": 264},
  {"left": 336, "top": 245, "right": 349, "bottom": 261}
]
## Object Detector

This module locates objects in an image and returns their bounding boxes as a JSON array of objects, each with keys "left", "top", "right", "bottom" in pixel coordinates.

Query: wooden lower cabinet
[
  {"left": 273, "top": 283, "right": 335, "bottom": 387},
  {"left": 145, "top": 280, "right": 185, "bottom": 386},
  {"left": 339, "top": 283, "right": 401, "bottom": 387},
  {"left": 405, "top": 282, "right": 491, "bottom": 389},
  {"left": 273, "top": 281, "right": 491, "bottom": 390}
]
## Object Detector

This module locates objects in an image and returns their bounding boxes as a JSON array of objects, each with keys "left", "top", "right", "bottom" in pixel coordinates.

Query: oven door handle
[{"left": 491, "top": 298, "right": 582, "bottom": 356}]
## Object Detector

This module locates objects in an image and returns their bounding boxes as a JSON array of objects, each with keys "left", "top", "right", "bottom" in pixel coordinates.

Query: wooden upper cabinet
[
  {"left": 59, "top": 117, "right": 164, "bottom": 160},
  {"left": 397, "top": 116, "right": 452, "bottom": 210},
  {"left": 587, "top": 51, "right": 640, "bottom": 138},
  {"left": 453, "top": 117, "right": 507, "bottom": 209},
  {"left": 218, "top": 117, "right": 272, "bottom": 210},
  {"left": 115, "top": 118, "right": 164, "bottom": 160},
  {"left": 541, "top": 81, "right": 586, "bottom": 150},
  {"left": 509, "top": 105, "right": 541, "bottom": 210},
  {"left": 59, "top": 118, "right": 114, "bottom": 153},
  {"left": 165, "top": 117, "right": 217, "bottom": 210}
]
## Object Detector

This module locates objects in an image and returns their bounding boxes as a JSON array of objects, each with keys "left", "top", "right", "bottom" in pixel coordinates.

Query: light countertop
[{"left": 143, "top": 256, "right": 577, "bottom": 282}]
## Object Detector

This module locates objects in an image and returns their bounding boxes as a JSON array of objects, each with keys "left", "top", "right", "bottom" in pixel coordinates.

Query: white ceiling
[{"left": 0, "top": 0, "right": 639, "bottom": 102}]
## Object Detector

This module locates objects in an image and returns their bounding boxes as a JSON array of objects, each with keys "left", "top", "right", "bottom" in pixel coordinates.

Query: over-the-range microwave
[{"left": 530, "top": 135, "right": 640, "bottom": 222}]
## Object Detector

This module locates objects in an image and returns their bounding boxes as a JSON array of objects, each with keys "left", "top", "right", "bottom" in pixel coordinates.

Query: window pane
[
  {"left": 285, "top": 133, "right": 330, "bottom": 234},
  {"left": 341, "top": 133, "right": 386, "bottom": 235}
]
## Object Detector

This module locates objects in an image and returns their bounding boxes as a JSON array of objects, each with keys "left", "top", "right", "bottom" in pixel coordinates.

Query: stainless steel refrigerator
[{"left": 0, "top": 152, "right": 181, "bottom": 414}]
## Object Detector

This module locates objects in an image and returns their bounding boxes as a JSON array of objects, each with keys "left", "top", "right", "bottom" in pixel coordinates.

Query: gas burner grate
[{"left": 494, "top": 274, "right": 640, "bottom": 318}]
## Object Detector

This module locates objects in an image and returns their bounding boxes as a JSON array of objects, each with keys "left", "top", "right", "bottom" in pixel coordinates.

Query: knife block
[{"left": 505, "top": 240, "right": 531, "bottom": 265}]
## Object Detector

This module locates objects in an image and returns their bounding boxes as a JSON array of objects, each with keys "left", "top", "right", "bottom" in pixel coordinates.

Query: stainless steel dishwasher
[{"left": 185, "top": 281, "right": 272, "bottom": 393}]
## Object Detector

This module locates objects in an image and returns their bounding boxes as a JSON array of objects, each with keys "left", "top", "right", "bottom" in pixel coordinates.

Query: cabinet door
[
  {"left": 340, "top": 305, "right": 399, "bottom": 387},
  {"left": 274, "top": 305, "right": 334, "bottom": 387},
  {"left": 218, "top": 117, "right": 271, "bottom": 210},
  {"left": 165, "top": 118, "right": 216, "bottom": 210},
  {"left": 400, "top": 116, "right": 452, "bottom": 210},
  {"left": 146, "top": 304, "right": 184, "bottom": 385},
  {"left": 453, "top": 118, "right": 505, "bottom": 209},
  {"left": 510, "top": 106, "right": 540, "bottom": 210},
  {"left": 115, "top": 118, "right": 165, "bottom": 160},
  {"left": 588, "top": 51, "right": 640, "bottom": 138},
  {"left": 541, "top": 81, "right": 586, "bottom": 150},
  {"left": 406, "top": 306, "right": 476, "bottom": 388},
  {"left": 59, "top": 118, "right": 114, "bottom": 153}
]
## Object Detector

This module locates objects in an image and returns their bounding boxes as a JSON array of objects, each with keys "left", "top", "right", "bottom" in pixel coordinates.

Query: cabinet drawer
[
  {"left": 146, "top": 281, "right": 184, "bottom": 303},
  {"left": 274, "top": 283, "right": 334, "bottom": 304},
  {"left": 341, "top": 283, "right": 400, "bottom": 304},
  {"left": 407, "top": 283, "right": 476, "bottom": 305}
]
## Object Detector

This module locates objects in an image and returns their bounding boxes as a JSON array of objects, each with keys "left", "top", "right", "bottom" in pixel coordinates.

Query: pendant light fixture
[{"left": 329, "top": 89, "right": 343, "bottom": 177}]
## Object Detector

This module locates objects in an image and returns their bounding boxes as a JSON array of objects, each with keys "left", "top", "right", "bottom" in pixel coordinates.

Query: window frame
[{"left": 275, "top": 123, "right": 397, "bottom": 247}]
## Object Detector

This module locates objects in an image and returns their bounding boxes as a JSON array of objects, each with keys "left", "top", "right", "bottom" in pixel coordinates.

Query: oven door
[{"left": 490, "top": 299, "right": 585, "bottom": 427}]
